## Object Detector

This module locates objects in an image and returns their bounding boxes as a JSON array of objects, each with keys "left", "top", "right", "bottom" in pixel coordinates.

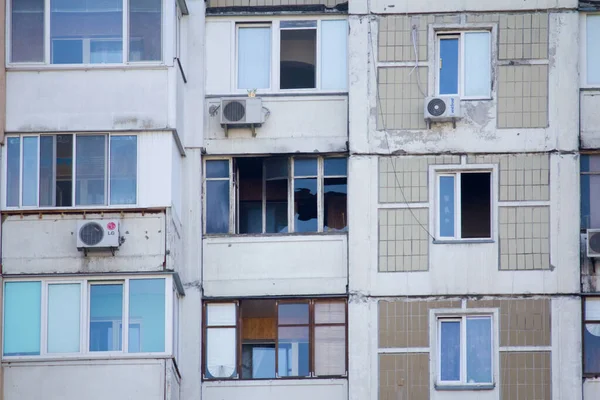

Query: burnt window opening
[{"left": 280, "top": 29, "right": 316, "bottom": 90}]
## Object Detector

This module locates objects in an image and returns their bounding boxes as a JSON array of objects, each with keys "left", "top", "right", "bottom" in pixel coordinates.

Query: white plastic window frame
[
  {"left": 1, "top": 133, "right": 139, "bottom": 210},
  {"left": 232, "top": 16, "right": 347, "bottom": 95},
  {"left": 581, "top": 13, "right": 600, "bottom": 88},
  {"left": 428, "top": 24, "right": 496, "bottom": 101},
  {"left": 429, "top": 163, "right": 497, "bottom": 243},
  {"left": 6, "top": 0, "right": 171, "bottom": 67},
  {"left": 1, "top": 275, "right": 173, "bottom": 361},
  {"left": 202, "top": 156, "right": 347, "bottom": 235}
]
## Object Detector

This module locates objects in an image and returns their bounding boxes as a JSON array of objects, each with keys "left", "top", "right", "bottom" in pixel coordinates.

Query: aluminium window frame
[
  {"left": 429, "top": 163, "right": 497, "bottom": 243},
  {"left": 2, "top": 133, "right": 140, "bottom": 210},
  {"left": 231, "top": 16, "right": 348, "bottom": 95},
  {"left": 1, "top": 275, "right": 173, "bottom": 361},
  {"left": 6, "top": 0, "right": 170, "bottom": 67},
  {"left": 202, "top": 298, "right": 348, "bottom": 381}
]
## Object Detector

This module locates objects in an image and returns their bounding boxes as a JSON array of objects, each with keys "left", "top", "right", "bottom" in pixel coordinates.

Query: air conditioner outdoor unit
[
  {"left": 424, "top": 96, "right": 462, "bottom": 126},
  {"left": 588, "top": 229, "right": 600, "bottom": 258},
  {"left": 77, "top": 219, "right": 120, "bottom": 253},
  {"left": 220, "top": 97, "right": 264, "bottom": 137}
]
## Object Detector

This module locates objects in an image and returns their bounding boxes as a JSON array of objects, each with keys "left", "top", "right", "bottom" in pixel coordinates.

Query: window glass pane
[
  {"left": 324, "top": 158, "right": 347, "bottom": 176},
  {"left": 48, "top": 284, "right": 81, "bottom": 353},
  {"left": 294, "top": 158, "right": 318, "bottom": 176},
  {"left": 278, "top": 303, "right": 309, "bottom": 325},
  {"left": 586, "top": 298, "right": 600, "bottom": 320},
  {"left": 238, "top": 158, "right": 263, "bottom": 234},
  {"left": 439, "top": 176, "right": 455, "bottom": 237},
  {"left": 22, "top": 137, "right": 39, "bottom": 207},
  {"left": 50, "top": 0, "right": 123, "bottom": 64},
  {"left": 439, "top": 37, "right": 459, "bottom": 95},
  {"left": 461, "top": 173, "right": 491, "bottom": 238},
  {"left": 206, "top": 328, "right": 237, "bottom": 378},
  {"left": 206, "top": 303, "right": 236, "bottom": 326},
  {"left": 324, "top": 177, "right": 347, "bottom": 232},
  {"left": 583, "top": 174, "right": 600, "bottom": 230},
  {"left": 280, "top": 20, "right": 317, "bottom": 28},
  {"left": 466, "top": 317, "right": 492, "bottom": 383},
  {"left": 206, "top": 181, "right": 230, "bottom": 233},
  {"left": 587, "top": 16, "right": 600, "bottom": 85},
  {"left": 440, "top": 320, "right": 460, "bottom": 381},
  {"left": 76, "top": 135, "right": 106, "bottom": 206},
  {"left": 464, "top": 32, "right": 490, "bottom": 97},
  {"left": 6, "top": 137, "right": 21, "bottom": 207},
  {"left": 89, "top": 284, "right": 123, "bottom": 352},
  {"left": 241, "top": 299, "right": 276, "bottom": 379},
  {"left": 129, "top": 279, "right": 165, "bottom": 353},
  {"left": 4, "top": 281, "right": 41, "bottom": 356},
  {"left": 294, "top": 178, "right": 317, "bottom": 232},
  {"left": 315, "top": 301, "right": 345, "bottom": 324},
  {"left": 238, "top": 27, "right": 271, "bottom": 89},
  {"left": 206, "top": 160, "right": 229, "bottom": 179},
  {"left": 56, "top": 135, "right": 73, "bottom": 206},
  {"left": 240, "top": 202, "right": 262, "bottom": 234},
  {"left": 321, "top": 20, "right": 348, "bottom": 90},
  {"left": 12, "top": 0, "right": 44, "bottom": 62},
  {"left": 39, "top": 136, "right": 55, "bottom": 207},
  {"left": 314, "top": 326, "right": 345, "bottom": 376},
  {"left": 280, "top": 29, "right": 316, "bottom": 89},
  {"left": 265, "top": 158, "right": 288, "bottom": 179},
  {"left": 110, "top": 136, "right": 137, "bottom": 205},
  {"left": 277, "top": 326, "right": 309, "bottom": 377},
  {"left": 585, "top": 323, "right": 600, "bottom": 374},
  {"left": 265, "top": 157, "right": 289, "bottom": 233},
  {"left": 129, "top": 0, "right": 161, "bottom": 61}
]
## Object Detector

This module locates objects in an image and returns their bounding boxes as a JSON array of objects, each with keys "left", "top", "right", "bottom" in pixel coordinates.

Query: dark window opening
[
  {"left": 460, "top": 172, "right": 491, "bottom": 239},
  {"left": 238, "top": 158, "right": 264, "bottom": 234},
  {"left": 280, "top": 29, "right": 316, "bottom": 89}
]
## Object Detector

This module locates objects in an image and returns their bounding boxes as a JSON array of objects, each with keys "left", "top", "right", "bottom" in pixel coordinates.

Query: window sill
[
  {"left": 7, "top": 63, "right": 169, "bottom": 72},
  {"left": 2, "top": 353, "right": 174, "bottom": 363},
  {"left": 433, "top": 239, "right": 494, "bottom": 244},
  {"left": 435, "top": 383, "right": 495, "bottom": 391}
]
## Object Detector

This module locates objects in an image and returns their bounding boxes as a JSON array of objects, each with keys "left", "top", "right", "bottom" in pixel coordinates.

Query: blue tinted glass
[
  {"left": 90, "top": 284, "right": 123, "bottom": 352},
  {"left": 439, "top": 176, "right": 455, "bottom": 237},
  {"left": 439, "top": 38, "right": 459, "bottom": 95},
  {"left": 466, "top": 317, "right": 492, "bottom": 383},
  {"left": 206, "top": 160, "right": 229, "bottom": 179},
  {"left": 582, "top": 155, "right": 590, "bottom": 173},
  {"left": 253, "top": 347, "right": 276, "bottom": 378},
  {"left": 585, "top": 323, "right": 600, "bottom": 374},
  {"left": 39, "top": 136, "right": 55, "bottom": 207},
  {"left": 440, "top": 321, "right": 461, "bottom": 381},
  {"left": 294, "top": 158, "right": 318, "bottom": 177},
  {"left": 6, "top": 137, "right": 20, "bottom": 207},
  {"left": 239, "top": 202, "right": 262, "bottom": 234},
  {"left": 582, "top": 174, "right": 590, "bottom": 229},
  {"left": 294, "top": 178, "right": 317, "bottom": 232},
  {"left": 129, "top": 0, "right": 161, "bottom": 61},
  {"left": 90, "top": 40, "right": 122, "bottom": 64},
  {"left": 277, "top": 326, "right": 309, "bottom": 377},
  {"left": 52, "top": 40, "right": 83, "bottom": 64},
  {"left": 129, "top": 279, "right": 165, "bottom": 353},
  {"left": 22, "top": 137, "right": 39, "bottom": 207},
  {"left": 278, "top": 303, "right": 309, "bottom": 325},
  {"left": 324, "top": 158, "right": 347, "bottom": 176},
  {"left": 110, "top": 136, "right": 137, "bottom": 205},
  {"left": 4, "top": 281, "right": 41, "bottom": 356},
  {"left": 206, "top": 180, "right": 229, "bottom": 233},
  {"left": 76, "top": 135, "right": 106, "bottom": 206}
]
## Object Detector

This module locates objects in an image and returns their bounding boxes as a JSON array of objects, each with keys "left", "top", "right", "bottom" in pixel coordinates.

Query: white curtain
[{"left": 464, "top": 32, "right": 491, "bottom": 97}]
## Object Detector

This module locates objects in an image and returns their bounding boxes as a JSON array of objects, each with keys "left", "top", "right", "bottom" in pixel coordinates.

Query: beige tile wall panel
[
  {"left": 377, "top": 67, "right": 428, "bottom": 130},
  {"left": 499, "top": 206, "right": 550, "bottom": 271},
  {"left": 500, "top": 352, "right": 551, "bottom": 400},
  {"left": 466, "top": 298, "right": 551, "bottom": 346},
  {"left": 497, "top": 65, "right": 549, "bottom": 128},
  {"left": 207, "top": 0, "right": 346, "bottom": 7},
  {"left": 378, "top": 299, "right": 461, "bottom": 348},
  {"left": 378, "top": 15, "right": 434, "bottom": 62},
  {"left": 378, "top": 209, "right": 429, "bottom": 272},
  {"left": 379, "top": 155, "right": 461, "bottom": 203},
  {"left": 467, "top": 153, "right": 550, "bottom": 201},
  {"left": 379, "top": 353, "right": 429, "bottom": 400}
]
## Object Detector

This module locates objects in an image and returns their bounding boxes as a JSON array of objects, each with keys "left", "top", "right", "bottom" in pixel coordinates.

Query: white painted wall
[
  {"left": 203, "top": 234, "right": 347, "bottom": 296},
  {"left": 4, "top": 359, "right": 167, "bottom": 400},
  {"left": 6, "top": 69, "right": 170, "bottom": 132},
  {"left": 365, "top": 0, "right": 577, "bottom": 15},
  {"left": 581, "top": 91, "right": 600, "bottom": 149},
  {"left": 2, "top": 213, "right": 166, "bottom": 274},
  {"left": 202, "top": 379, "right": 348, "bottom": 400}
]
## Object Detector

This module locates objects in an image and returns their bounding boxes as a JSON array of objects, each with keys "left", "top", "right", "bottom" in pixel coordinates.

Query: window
[
  {"left": 5, "top": 134, "right": 137, "bottom": 208},
  {"left": 10, "top": 0, "right": 161, "bottom": 64},
  {"left": 436, "top": 171, "right": 492, "bottom": 240},
  {"left": 3, "top": 277, "right": 169, "bottom": 358},
  {"left": 438, "top": 315, "right": 493, "bottom": 386},
  {"left": 584, "top": 298, "right": 600, "bottom": 375},
  {"left": 204, "top": 299, "right": 346, "bottom": 380},
  {"left": 204, "top": 156, "right": 347, "bottom": 234},
  {"left": 581, "top": 155, "right": 600, "bottom": 230},
  {"left": 587, "top": 15, "right": 600, "bottom": 85},
  {"left": 236, "top": 19, "right": 348, "bottom": 91},
  {"left": 436, "top": 31, "right": 491, "bottom": 98}
]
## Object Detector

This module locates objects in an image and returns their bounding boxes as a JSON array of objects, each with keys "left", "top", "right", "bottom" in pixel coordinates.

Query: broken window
[
  {"left": 203, "top": 298, "right": 347, "bottom": 380},
  {"left": 437, "top": 171, "right": 492, "bottom": 240},
  {"left": 5, "top": 134, "right": 138, "bottom": 208},
  {"left": 584, "top": 298, "right": 600, "bottom": 375},
  {"left": 204, "top": 156, "right": 347, "bottom": 235},
  {"left": 581, "top": 155, "right": 600, "bottom": 230}
]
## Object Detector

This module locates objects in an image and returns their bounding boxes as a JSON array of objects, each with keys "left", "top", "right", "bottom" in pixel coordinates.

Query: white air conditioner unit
[
  {"left": 220, "top": 97, "right": 264, "bottom": 137},
  {"left": 77, "top": 219, "right": 120, "bottom": 252},
  {"left": 588, "top": 229, "right": 600, "bottom": 258},
  {"left": 424, "top": 96, "right": 462, "bottom": 125}
]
